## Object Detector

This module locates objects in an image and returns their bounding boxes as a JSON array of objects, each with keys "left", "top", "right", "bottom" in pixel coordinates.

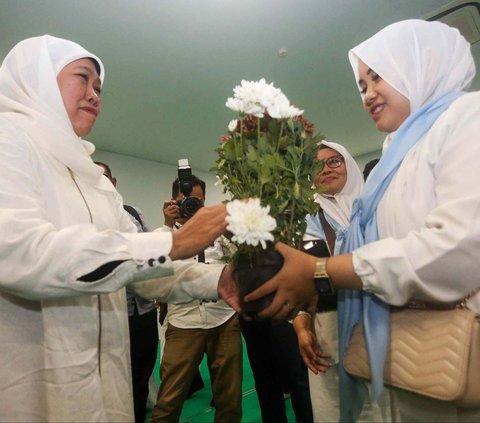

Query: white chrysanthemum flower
[
  {"left": 234, "top": 79, "right": 282, "bottom": 107},
  {"left": 227, "top": 78, "right": 302, "bottom": 120},
  {"left": 267, "top": 96, "right": 304, "bottom": 119},
  {"left": 226, "top": 97, "right": 265, "bottom": 117},
  {"left": 225, "top": 97, "right": 244, "bottom": 113},
  {"left": 226, "top": 199, "right": 276, "bottom": 249},
  {"left": 243, "top": 101, "right": 266, "bottom": 117},
  {"left": 228, "top": 119, "right": 238, "bottom": 132},
  {"left": 227, "top": 78, "right": 291, "bottom": 118}
]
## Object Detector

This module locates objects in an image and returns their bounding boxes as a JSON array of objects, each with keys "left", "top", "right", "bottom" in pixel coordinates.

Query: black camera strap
[
  {"left": 316, "top": 208, "right": 338, "bottom": 312},
  {"left": 318, "top": 208, "right": 336, "bottom": 256}
]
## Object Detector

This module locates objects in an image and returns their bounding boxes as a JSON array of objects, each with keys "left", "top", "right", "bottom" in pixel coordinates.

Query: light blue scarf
[{"left": 338, "top": 90, "right": 465, "bottom": 422}]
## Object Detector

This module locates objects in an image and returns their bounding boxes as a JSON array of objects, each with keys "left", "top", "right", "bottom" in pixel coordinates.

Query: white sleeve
[
  {"left": 155, "top": 225, "right": 174, "bottom": 233},
  {"left": 130, "top": 261, "right": 223, "bottom": 303},
  {"left": 130, "top": 228, "right": 225, "bottom": 303},
  {"left": 0, "top": 127, "right": 175, "bottom": 300},
  {"left": 353, "top": 95, "right": 480, "bottom": 306}
]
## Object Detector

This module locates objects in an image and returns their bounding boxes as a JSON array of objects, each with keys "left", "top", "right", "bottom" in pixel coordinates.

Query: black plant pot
[{"left": 234, "top": 249, "right": 284, "bottom": 316}]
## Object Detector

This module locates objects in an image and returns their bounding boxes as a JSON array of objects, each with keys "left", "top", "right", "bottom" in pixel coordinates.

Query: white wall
[{"left": 92, "top": 149, "right": 228, "bottom": 229}]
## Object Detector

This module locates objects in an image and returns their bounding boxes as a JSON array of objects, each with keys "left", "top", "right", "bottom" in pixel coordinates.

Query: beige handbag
[{"left": 343, "top": 306, "right": 480, "bottom": 407}]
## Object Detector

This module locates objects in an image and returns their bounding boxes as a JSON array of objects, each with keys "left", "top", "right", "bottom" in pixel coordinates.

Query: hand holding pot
[{"left": 244, "top": 242, "right": 317, "bottom": 320}]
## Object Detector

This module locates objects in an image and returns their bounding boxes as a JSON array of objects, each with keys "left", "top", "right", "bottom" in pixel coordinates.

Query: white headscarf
[
  {"left": 0, "top": 34, "right": 113, "bottom": 190},
  {"left": 315, "top": 140, "right": 364, "bottom": 227},
  {"left": 348, "top": 19, "right": 475, "bottom": 115}
]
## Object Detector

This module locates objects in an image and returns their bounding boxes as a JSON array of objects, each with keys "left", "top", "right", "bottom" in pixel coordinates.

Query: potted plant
[{"left": 212, "top": 78, "right": 324, "bottom": 314}]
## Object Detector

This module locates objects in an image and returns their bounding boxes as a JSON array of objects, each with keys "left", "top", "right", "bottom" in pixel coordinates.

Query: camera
[{"left": 176, "top": 159, "right": 204, "bottom": 218}]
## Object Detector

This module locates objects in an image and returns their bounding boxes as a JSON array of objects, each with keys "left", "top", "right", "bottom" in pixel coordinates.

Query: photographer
[{"left": 151, "top": 173, "right": 242, "bottom": 423}]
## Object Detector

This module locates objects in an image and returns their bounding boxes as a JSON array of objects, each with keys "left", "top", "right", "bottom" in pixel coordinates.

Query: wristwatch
[{"left": 314, "top": 257, "right": 335, "bottom": 296}]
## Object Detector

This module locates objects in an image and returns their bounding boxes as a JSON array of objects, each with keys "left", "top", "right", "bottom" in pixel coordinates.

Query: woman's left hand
[
  {"left": 244, "top": 242, "right": 317, "bottom": 320},
  {"left": 296, "top": 325, "right": 331, "bottom": 373},
  {"left": 293, "top": 312, "right": 333, "bottom": 373}
]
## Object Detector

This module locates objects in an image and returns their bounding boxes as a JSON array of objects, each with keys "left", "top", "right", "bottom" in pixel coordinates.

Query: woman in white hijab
[
  {"left": 0, "top": 35, "right": 230, "bottom": 422},
  {"left": 294, "top": 140, "right": 367, "bottom": 423},
  {"left": 308, "top": 141, "right": 364, "bottom": 233},
  {"left": 247, "top": 20, "right": 480, "bottom": 422}
]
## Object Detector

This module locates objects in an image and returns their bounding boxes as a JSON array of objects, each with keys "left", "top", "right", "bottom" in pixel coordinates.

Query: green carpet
[{"left": 146, "top": 338, "right": 296, "bottom": 423}]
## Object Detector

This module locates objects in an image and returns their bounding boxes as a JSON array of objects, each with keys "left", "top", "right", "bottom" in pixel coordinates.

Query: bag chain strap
[{"left": 403, "top": 288, "right": 479, "bottom": 311}]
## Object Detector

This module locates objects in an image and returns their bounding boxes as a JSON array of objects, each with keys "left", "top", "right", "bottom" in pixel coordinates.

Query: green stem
[
  {"left": 240, "top": 119, "right": 244, "bottom": 155},
  {"left": 236, "top": 118, "right": 252, "bottom": 198},
  {"left": 257, "top": 117, "right": 261, "bottom": 144},
  {"left": 288, "top": 196, "right": 297, "bottom": 245},
  {"left": 276, "top": 120, "right": 285, "bottom": 152},
  {"left": 257, "top": 117, "right": 262, "bottom": 198}
]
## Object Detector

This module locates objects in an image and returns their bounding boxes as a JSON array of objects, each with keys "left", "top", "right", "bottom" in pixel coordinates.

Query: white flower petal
[
  {"left": 228, "top": 119, "right": 238, "bottom": 132},
  {"left": 229, "top": 79, "right": 291, "bottom": 119},
  {"left": 226, "top": 199, "right": 276, "bottom": 249}
]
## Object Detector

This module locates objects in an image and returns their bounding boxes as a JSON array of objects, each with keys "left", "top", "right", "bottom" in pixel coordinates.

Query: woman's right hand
[
  {"left": 169, "top": 203, "right": 228, "bottom": 260},
  {"left": 245, "top": 243, "right": 362, "bottom": 320},
  {"left": 244, "top": 242, "right": 317, "bottom": 320}
]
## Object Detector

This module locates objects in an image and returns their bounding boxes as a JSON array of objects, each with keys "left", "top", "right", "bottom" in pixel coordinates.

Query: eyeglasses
[{"left": 323, "top": 155, "right": 344, "bottom": 169}]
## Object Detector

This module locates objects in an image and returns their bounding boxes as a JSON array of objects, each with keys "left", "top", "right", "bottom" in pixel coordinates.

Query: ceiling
[{"left": 1, "top": 0, "right": 479, "bottom": 172}]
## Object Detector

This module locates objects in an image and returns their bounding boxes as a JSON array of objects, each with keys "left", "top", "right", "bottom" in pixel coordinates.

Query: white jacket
[
  {"left": 353, "top": 92, "right": 480, "bottom": 313},
  {"left": 0, "top": 119, "right": 222, "bottom": 422}
]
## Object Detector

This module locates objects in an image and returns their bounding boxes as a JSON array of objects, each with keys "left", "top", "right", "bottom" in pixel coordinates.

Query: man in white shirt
[{"left": 151, "top": 176, "right": 242, "bottom": 423}]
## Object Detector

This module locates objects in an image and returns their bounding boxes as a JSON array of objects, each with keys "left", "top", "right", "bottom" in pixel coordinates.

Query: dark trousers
[
  {"left": 240, "top": 316, "right": 313, "bottom": 423},
  {"left": 151, "top": 315, "right": 242, "bottom": 423},
  {"left": 129, "top": 307, "right": 159, "bottom": 423}
]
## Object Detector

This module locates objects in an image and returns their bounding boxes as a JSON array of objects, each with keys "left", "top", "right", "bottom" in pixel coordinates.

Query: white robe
[{"left": 0, "top": 119, "right": 221, "bottom": 422}]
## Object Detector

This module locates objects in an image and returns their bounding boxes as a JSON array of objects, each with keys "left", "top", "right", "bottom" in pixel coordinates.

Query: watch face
[{"left": 315, "top": 277, "right": 335, "bottom": 296}]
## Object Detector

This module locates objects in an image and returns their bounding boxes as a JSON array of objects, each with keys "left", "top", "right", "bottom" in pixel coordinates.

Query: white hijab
[
  {"left": 0, "top": 34, "right": 113, "bottom": 190},
  {"left": 349, "top": 19, "right": 475, "bottom": 152},
  {"left": 348, "top": 19, "right": 475, "bottom": 115},
  {"left": 315, "top": 140, "right": 364, "bottom": 227}
]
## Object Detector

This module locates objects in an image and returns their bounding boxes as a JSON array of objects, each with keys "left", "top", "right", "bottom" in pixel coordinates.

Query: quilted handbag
[{"left": 343, "top": 307, "right": 480, "bottom": 407}]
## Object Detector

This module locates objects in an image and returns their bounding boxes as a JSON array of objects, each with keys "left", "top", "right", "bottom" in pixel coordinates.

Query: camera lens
[{"left": 180, "top": 196, "right": 204, "bottom": 218}]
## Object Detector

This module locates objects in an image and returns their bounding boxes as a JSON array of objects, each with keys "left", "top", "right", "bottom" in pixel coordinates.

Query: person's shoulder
[
  {"left": 131, "top": 205, "right": 144, "bottom": 214},
  {"left": 450, "top": 91, "right": 480, "bottom": 111},
  {"left": 435, "top": 91, "right": 480, "bottom": 128},
  {"left": 124, "top": 204, "right": 151, "bottom": 232},
  {"left": 425, "top": 91, "right": 480, "bottom": 153},
  {"left": 0, "top": 116, "right": 30, "bottom": 144},
  {"left": 124, "top": 204, "right": 143, "bottom": 216},
  {"left": 0, "top": 116, "right": 37, "bottom": 160}
]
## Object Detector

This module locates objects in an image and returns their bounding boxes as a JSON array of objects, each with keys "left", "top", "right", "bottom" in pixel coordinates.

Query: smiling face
[
  {"left": 56, "top": 58, "right": 102, "bottom": 137},
  {"left": 358, "top": 61, "right": 410, "bottom": 133},
  {"left": 314, "top": 147, "right": 347, "bottom": 195}
]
